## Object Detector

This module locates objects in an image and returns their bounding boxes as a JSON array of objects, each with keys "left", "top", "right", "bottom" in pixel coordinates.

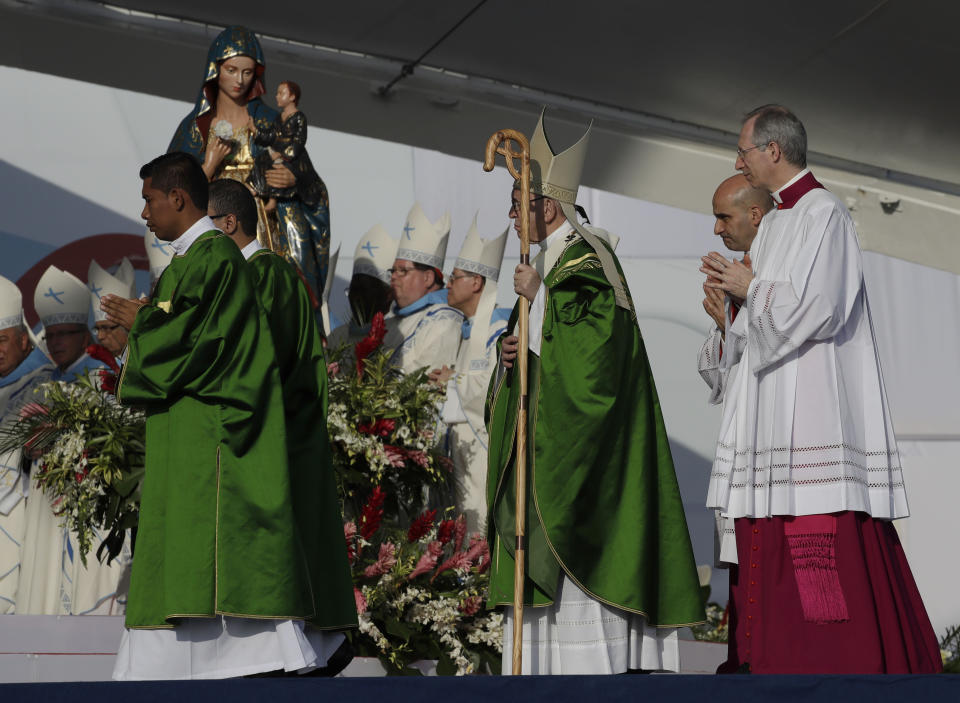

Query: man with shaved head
[
  {"left": 698, "top": 175, "right": 773, "bottom": 403},
  {"left": 699, "top": 105, "right": 940, "bottom": 674}
]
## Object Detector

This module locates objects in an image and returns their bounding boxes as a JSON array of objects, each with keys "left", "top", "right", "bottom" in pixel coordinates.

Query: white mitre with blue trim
[
  {"left": 455, "top": 215, "right": 508, "bottom": 282},
  {"left": 145, "top": 229, "right": 174, "bottom": 284},
  {"left": 88, "top": 258, "right": 136, "bottom": 322},
  {"left": 457, "top": 216, "right": 509, "bottom": 367},
  {"left": 353, "top": 225, "right": 398, "bottom": 284},
  {"left": 395, "top": 203, "right": 450, "bottom": 269},
  {"left": 0, "top": 276, "right": 25, "bottom": 331},
  {"left": 34, "top": 266, "right": 90, "bottom": 328}
]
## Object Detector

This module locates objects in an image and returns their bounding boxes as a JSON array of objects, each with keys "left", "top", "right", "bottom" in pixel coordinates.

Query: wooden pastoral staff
[{"left": 483, "top": 129, "right": 530, "bottom": 676}]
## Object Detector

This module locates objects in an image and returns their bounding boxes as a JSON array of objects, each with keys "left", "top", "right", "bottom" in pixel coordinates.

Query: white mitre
[
  {"left": 145, "top": 229, "right": 175, "bottom": 284},
  {"left": 88, "top": 258, "right": 136, "bottom": 322},
  {"left": 0, "top": 276, "right": 25, "bottom": 331},
  {"left": 353, "top": 225, "right": 398, "bottom": 284},
  {"left": 521, "top": 109, "right": 630, "bottom": 310},
  {"left": 320, "top": 245, "right": 340, "bottom": 337},
  {"left": 456, "top": 216, "right": 508, "bottom": 365},
  {"left": 395, "top": 203, "right": 451, "bottom": 270},
  {"left": 34, "top": 266, "right": 90, "bottom": 329}
]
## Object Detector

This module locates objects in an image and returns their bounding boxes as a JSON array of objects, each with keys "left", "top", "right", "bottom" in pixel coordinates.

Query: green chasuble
[
  {"left": 119, "top": 231, "right": 317, "bottom": 628},
  {"left": 486, "top": 233, "right": 704, "bottom": 627},
  {"left": 247, "top": 248, "right": 356, "bottom": 630}
]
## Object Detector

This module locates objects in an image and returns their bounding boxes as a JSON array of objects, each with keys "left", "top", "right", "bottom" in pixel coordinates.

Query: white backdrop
[{"left": 2, "top": 65, "right": 957, "bottom": 635}]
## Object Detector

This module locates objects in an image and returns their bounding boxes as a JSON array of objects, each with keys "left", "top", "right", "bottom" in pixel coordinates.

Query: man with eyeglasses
[
  {"left": 88, "top": 258, "right": 136, "bottom": 361},
  {"left": 700, "top": 105, "right": 940, "bottom": 673},
  {"left": 385, "top": 202, "right": 463, "bottom": 376},
  {"left": 486, "top": 112, "right": 703, "bottom": 674},
  {"left": 428, "top": 222, "right": 509, "bottom": 534}
]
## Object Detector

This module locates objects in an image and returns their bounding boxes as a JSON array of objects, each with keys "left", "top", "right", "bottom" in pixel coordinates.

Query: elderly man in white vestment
[
  {"left": 700, "top": 104, "right": 940, "bottom": 674},
  {"left": 428, "top": 220, "right": 509, "bottom": 534},
  {"left": 385, "top": 203, "right": 463, "bottom": 375},
  {"left": 0, "top": 276, "right": 51, "bottom": 613},
  {"left": 16, "top": 266, "right": 129, "bottom": 616}
]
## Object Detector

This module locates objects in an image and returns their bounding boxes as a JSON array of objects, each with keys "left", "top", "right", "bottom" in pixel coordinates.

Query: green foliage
[
  {"left": 327, "top": 345, "right": 452, "bottom": 520},
  {"left": 0, "top": 373, "right": 144, "bottom": 565},
  {"left": 940, "top": 624, "right": 960, "bottom": 673}
]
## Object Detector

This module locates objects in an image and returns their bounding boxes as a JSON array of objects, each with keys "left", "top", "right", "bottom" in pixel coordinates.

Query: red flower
[
  {"left": 354, "top": 312, "right": 386, "bottom": 376},
  {"left": 85, "top": 344, "right": 120, "bottom": 373},
  {"left": 19, "top": 402, "right": 49, "bottom": 419},
  {"left": 409, "top": 540, "right": 444, "bottom": 580},
  {"left": 437, "top": 455, "right": 454, "bottom": 473},
  {"left": 459, "top": 596, "right": 482, "bottom": 616},
  {"left": 362, "top": 542, "right": 397, "bottom": 578},
  {"left": 383, "top": 445, "right": 405, "bottom": 468},
  {"left": 405, "top": 449, "right": 429, "bottom": 468},
  {"left": 99, "top": 369, "right": 117, "bottom": 395},
  {"left": 453, "top": 515, "right": 467, "bottom": 552},
  {"left": 358, "top": 486, "right": 386, "bottom": 540},
  {"left": 437, "top": 519, "right": 456, "bottom": 545},
  {"left": 432, "top": 551, "right": 471, "bottom": 581},
  {"left": 358, "top": 418, "right": 395, "bottom": 437},
  {"left": 344, "top": 522, "right": 357, "bottom": 564},
  {"left": 354, "top": 587, "right": 367, "bottom": 614},
  {"left": 407, "top": 509, "right": 437, "bottom": 542}
]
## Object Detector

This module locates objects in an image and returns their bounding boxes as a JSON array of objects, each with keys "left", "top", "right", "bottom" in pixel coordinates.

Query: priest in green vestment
[
  {"left": 486, "top": 113, "right": 704, "bottom": 674},
  {"left": 207, "top": 178, "right": 356, "bottom": 631},
  {"left": 102, "top": 153, "right": 349, "bottom": 680}
]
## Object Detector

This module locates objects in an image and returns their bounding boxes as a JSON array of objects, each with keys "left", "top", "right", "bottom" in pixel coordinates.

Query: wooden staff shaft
[{"left": 483, "top": 130, "right": 530, "bottom": 676}]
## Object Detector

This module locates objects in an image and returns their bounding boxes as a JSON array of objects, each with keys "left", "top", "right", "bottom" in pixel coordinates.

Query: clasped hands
[
  {"left": 700, "top": 252, "right": 753, "bottom": 332},
  {"left": 100, "top": 295, "right": 149, "bottom": 331}
]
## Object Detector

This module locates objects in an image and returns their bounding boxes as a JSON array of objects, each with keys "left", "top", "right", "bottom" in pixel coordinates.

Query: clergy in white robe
[
  {"left": 0, "top": 277, "right": 50, "bottom": 613},
  {"left": 386, "top": 203, "right": 463, "bottom": 375},
  {"left": 696, "top": 176, "right": 771, "bottom": 562},
  {"left": 16, "top": 266, "right": 130, "bottom": 616},
  {"left": 431, "top": 223, "right": 509, "bottom": 534},
  {"left": 701, "top": 105, "right": 940, "bottom": 674}
]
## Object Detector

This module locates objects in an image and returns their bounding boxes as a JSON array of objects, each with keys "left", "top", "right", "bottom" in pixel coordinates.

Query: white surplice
[
  {"left": 0, "top": 363, "right": 52, "bottom": 612},
  {"left": 385, "top": 297, "right": 463, "bottom": 376},
  {"left": 706, "top": 174, "right": 908, "bottom": 525},
  {"left": 441, "top": 308, "right": 508, "bottom": 534},
  {"left": 15, "top": 353, "right": 131, "bottom": 615}
]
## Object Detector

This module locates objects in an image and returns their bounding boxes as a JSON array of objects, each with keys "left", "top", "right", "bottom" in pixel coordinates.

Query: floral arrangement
[
  {"left": 691, "top": 601, "right": 729, "bottom": 643},
  {"left": 0, "top": 345, "right": 144, "bottom": 564},
  {"left": 327, "top": 312, "right": 452, "bottom": 520},
  {"left": 347, "top": 487, "right": 502, "bottom": 675},
  {"left": 941, "top": 625, "right": 960, "bottom": 673}
]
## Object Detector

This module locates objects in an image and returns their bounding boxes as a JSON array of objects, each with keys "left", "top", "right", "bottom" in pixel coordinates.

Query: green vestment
[
  {"left": 247, "top": 248, "right": 356, "bottom": 630},
  {"left": 486, "top": 234, "right": 704, "bottom": 627},
  {"left": 119, "top": 231, "right": 316, "bottom": 628}
]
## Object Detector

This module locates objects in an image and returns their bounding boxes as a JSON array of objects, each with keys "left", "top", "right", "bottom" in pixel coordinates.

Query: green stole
[
  {"left": 485, "top": 235, "right": 704, "bottom": 626},
  {"left": 247, "top": 249, "right": 356, "bottom": 629},
  {"left": 119, "top": 232, "right": 313, "bottom": 628}
]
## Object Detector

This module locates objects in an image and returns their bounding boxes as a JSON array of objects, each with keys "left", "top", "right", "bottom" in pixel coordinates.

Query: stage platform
[
  {"left": 0, "top": 673, "right": 956, "bottom": 702},
  {"left": 0, "top": 615, "right": 727, "bottom": 682}
]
